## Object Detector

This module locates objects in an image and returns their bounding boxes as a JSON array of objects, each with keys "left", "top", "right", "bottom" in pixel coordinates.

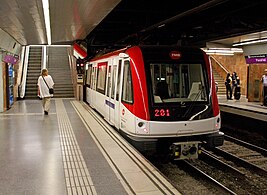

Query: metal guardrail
[
  {"left": 209, "top": 55, "right": 230, "bottom": 74},
  {"left": 19, "top": 46, "right": 30, "bottom": 98}
]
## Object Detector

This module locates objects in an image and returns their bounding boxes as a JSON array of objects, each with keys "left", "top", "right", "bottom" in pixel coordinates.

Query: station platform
[
  {"left": 217, "top": 95, "right": 267, "bottom": 122},
  {"left": 0, "top": 98, "right": 179, "bottom": 195}
]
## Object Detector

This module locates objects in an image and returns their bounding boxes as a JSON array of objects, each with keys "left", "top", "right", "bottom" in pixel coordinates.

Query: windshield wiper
[{"left": 182, "top": 86, "right": 205, "bottom": 119}]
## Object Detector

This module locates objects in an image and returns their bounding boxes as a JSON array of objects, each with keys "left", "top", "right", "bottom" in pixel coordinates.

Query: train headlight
[
  {"left": 136, "top": 121, "right": 149, "bottom": 134},
  {"left": 143, "top": 128, "right": 148, "bottom": 133},
  {"left": 138, "top": 122, "right": 144, "bottom": 127},
  {"left": 215, "top": 117, "right": 220, "bottom": 129}
]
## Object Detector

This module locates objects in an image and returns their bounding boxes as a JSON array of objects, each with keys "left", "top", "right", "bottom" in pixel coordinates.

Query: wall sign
[
  {"left": 2, "top": 54, "right": 19, "bottom": 64},
  {"left": 245, "top": 54, "right": 267, "bottom": 64}
]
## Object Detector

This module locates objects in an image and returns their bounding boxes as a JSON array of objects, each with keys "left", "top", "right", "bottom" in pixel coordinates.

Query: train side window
[
  {"left": 96, "top": 62, "right": 107, "bottom": 94},
  {"left": 122, "top": 60, "right": 133, "bottom": 104},
  {"left": 116, "top": 60, "right": 122, "bottom": 101},
  {"left": 106, "top": 65, "right": 111, "bottom": 96},
  {"left": 91, "top": 67, "right": 96, "bottom": 90},
  {"left": 86, "top": 65, "right": 92, "bottom": 87},
  {"left": 111, "top": 65, "right": 117, "bottom": 99}
]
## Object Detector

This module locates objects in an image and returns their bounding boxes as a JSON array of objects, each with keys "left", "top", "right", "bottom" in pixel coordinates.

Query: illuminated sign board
[
  {"left": 169, "top": 51, "right": 181, "bottom": 60},
  {"left": 154, "top": 109, "right": 170, "bottom": 117},
  {"left": 245, "top": 54, "right": 267, "bottom": 64}
]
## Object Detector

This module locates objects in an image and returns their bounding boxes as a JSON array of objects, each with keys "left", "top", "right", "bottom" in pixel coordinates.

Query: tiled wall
[
  {"left": 1, "top": 61, "right": 7, "bottom": 111},
  {"left": 210, "top": 54, "right": 248, "bottom": 96},
  {"left": 210, "top": 53, "right": 267, "bottom": 102},
  {"left": 248, "top": 64, "right": 267, "bottom": 102}
]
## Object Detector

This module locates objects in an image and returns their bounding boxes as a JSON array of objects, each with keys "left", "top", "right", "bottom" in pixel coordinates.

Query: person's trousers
[
  {"left": 226, "top": 84, "right": 232, "bottom": 99},
  {"left": 263, "top": 86, "right": 267, "bottom": 105},
  {"left": 42, "top": 97, "right": 51, "bottom": 112}
]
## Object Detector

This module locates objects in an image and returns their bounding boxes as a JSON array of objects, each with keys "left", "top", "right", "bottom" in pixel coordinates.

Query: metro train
[{"left": 84, "top": 45, "right": 224, "bottom": 159}]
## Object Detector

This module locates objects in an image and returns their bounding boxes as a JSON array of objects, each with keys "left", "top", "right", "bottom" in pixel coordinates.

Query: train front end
[{"left": 125, "top": 46, "right": 224, "bottom": 159}]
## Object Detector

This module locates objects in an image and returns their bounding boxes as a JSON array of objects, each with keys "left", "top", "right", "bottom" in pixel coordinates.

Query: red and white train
[{"left": 84, "top": 45, "right": 224, "bottom": 159}]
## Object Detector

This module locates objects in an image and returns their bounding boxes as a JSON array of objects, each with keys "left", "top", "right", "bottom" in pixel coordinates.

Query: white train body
[{"left": 84, "top": 46, "right": 224, "bottom": 159}]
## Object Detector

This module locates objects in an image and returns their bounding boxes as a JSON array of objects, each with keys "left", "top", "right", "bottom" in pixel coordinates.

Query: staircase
[
  {"left": 47, "top": 47, "right": 74, "bottom": 98},
  {"left": 209, "top": 56, "right": 228, "bottom": 97},
  {"left": 24, "top": 47, "right": 42, "bottom": 99},
  {"left": 213, "top": 70, "right": 226, "bottom": 96}
]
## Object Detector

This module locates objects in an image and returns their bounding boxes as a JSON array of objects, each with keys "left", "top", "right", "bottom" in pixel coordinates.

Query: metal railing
[
  {"left": 209, "top": 55, "right": 230, "bottom": 75},
  {"left": 18, "top": 46, "right": 30, "bottom": 98}
]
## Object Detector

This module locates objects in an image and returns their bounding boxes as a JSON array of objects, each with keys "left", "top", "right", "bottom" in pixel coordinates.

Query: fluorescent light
[
  {"left": 158, "top": 24, "right": 165, "bottom": 28},
  {"left": 230, "top": 48, "right": 243, "bottom": 53},
  {"left": 206, "top": 49, "right": 233, "bottom": 54},
  {"left": 233, "top": 38, "right": 267, "bottom": 46},
  {"left": 47, "top": 45, "right": 72, "bottom": 47},
  {"left": 202, "top": 48, "right": 243, "bottom": 56},
  {"left": 42, "top": 0, "right": 51, "bottom": 45},
  {"left": 206, "top": 52, "right": 234, "bottom": 56}
]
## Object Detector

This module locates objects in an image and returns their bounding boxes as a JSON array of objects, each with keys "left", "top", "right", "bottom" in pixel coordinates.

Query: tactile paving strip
[{"left": 55, "top": 99, "right": 96, "bottom": 195}]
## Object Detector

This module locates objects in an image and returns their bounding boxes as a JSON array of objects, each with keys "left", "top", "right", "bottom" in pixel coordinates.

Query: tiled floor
[
  {"left": 0, "top": 98, "right": 179, "bottom": 195},
  {"left": 0, "top": 99, "right": 127, "bottom": 195}
]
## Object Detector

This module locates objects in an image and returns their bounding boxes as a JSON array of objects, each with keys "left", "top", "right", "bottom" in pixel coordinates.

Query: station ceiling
[{"left": 1, "top": 0, "right": 267, "bottom": 53}]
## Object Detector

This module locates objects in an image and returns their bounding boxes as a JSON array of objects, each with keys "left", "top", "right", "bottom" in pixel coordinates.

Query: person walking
[
  {"left": 225, "top": 73, "right": 232, "bottom": 100},
  {"left": 37, "top": 68, "right": 54, "bottom": 115},
  {"left": 261, "top": 69, "right": 267, "bottom": 106}
]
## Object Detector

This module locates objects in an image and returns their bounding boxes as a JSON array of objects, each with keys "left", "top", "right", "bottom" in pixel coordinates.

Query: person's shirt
[
  {"left": 37, "top": 75, "right": 54, "bottom": 98},
  {"left": 225, "top": 76, "right": 232, "bottom": 85},
  {"left": 232, "top": 74, "right": 236, "bottom": 84},
  {"left": 262, "top": 75, "right": 267, "bottom": 87}
]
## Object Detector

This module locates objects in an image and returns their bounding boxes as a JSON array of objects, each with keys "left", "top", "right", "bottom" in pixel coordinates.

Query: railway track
[
  {"left": 181, "top": 160, "right": 236, "bottom": 194},
  {"left": 195, "top": 135, "right": 267, "bottom": 194},
  {"left": 150, "top": 134, "right": 267, "bottom": 194},
  {"left": 212, "top": 135, "right": 267, "bottom": 177}
]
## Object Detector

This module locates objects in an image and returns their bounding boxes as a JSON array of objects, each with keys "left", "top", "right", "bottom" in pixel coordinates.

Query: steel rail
[
  {"left": 212, "top": 147, "right": 267, "bottom": 177},
  {"left": 225, "top": 134, "right": 267, "bottom": 156},
  {"left": 182, "top": 160, "right": 237, "bottom": 195},
  {"left": 200, "top": 149, "right": 245, "bottom": 178}
]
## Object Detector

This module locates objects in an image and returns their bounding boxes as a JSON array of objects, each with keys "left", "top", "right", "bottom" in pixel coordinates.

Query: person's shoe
[{"left": 44, "top": 111, "right": 48, "bottom": 115}]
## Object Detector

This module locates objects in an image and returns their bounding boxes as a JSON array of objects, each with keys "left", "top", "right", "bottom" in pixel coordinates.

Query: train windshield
[{"left": 150, "top": 63, "right": 207, "bottom": 103}]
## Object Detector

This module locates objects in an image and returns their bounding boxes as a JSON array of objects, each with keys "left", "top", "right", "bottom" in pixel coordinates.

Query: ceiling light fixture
[
  {"left": 233, "top": 38, "right": 267, "bottom": 46},
  {"left": 158, "top": 24, "right": 165, "bottom": 28},
  {"left": 202, "top": 48, "right": 243, "bottom": 56},
  {"left": 42, "top": 0, "right": 51, "bottom": 45}
]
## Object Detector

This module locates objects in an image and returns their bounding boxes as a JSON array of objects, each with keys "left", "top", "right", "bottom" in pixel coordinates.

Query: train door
[
  {"left": 105, "top": 63, "right": 112, "bottom": 122},
  {"left": 106, "top": 58, "right": 119, "bottom": 126},
  {"left": 114, "top": 59, "right": 122, "bottom": 129},
  {"left": 85, "top": 64, "right": 92, "bottom": 104},
  {"left": 105, "top": 58, "right": 118, "bottom": 125}
]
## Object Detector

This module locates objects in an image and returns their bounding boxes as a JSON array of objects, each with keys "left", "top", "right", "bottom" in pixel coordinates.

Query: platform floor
[
  {"left": 218, "top": 95, "right": 267, "bottom": 121},
  {"left": 0, "top": 99, "right": 179, "bottom": 195}
]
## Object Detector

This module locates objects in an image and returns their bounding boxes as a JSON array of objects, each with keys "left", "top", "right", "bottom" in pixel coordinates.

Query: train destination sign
[{"left": 169, "top": 51, "right": 181, "bottom": 60}]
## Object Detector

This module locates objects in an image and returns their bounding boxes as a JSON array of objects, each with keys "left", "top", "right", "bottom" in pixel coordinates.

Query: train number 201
[{"left": 154, "top": 109, "right": 170, "bottom": 117}]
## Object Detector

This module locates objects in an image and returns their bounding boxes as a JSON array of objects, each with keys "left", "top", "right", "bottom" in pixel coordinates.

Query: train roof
[{"left": 89, "top": 45, "right": 204, "bottom": 62}]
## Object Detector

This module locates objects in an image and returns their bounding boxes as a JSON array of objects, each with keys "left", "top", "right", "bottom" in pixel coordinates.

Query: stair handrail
[
  {"left": 209, "top": 55, "right": 230, "bottom": 75},
  {"left": 42, "top": 45, "right": 46, "bottom": 69},
  {"left": 17, "top": 46, "right": 26, "bottom": 98},
  {"left": 67, "top": 47, "right": 77, "bottom": 97},
  {"left": 19, "top": 46, "right": 30, "bottom": 98}
]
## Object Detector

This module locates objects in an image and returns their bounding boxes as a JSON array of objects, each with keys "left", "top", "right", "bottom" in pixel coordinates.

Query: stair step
[{"left": 25, "top": 47, "right": 43, "bottom": 99}]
